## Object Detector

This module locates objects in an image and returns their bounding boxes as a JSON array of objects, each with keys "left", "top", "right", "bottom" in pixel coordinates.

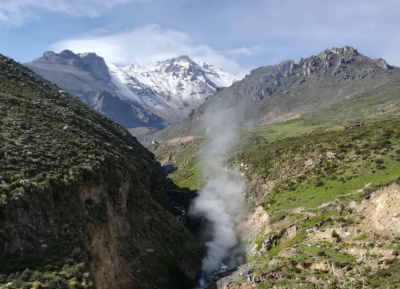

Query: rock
[
  {"left": 376, "top": 58, "right": 390, "bottom": 71},
  {"left": 145, "top": 249, "right": 155, "bottom": 253},
  {"left": 162, "top": 164, "right": 177, "bottom": 175},
  {"left": 327, "top": 152, "right": 337, "bottom": 159}
]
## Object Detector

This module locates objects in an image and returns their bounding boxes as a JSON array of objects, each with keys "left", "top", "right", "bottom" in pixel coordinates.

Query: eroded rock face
[
  {"left": 238, "top": 206, "right": 270, "bottom": 239},
  {"left": 357, "top": 183, "right": 400, "bottom": 235}
]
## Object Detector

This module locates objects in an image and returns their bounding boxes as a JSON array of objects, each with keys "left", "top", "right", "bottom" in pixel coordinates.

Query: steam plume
[{"left": 190, "top": 107, "right": 247, "bottom": 279}]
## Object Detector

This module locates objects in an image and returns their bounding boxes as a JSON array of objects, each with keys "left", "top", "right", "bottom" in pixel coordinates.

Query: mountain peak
[
  {"left": 33, "top": 49, "right": 111, "bottom": 83},
  {"left": 295, "top": 45, "right": 396, "bottom": 78},
  {"left": 125, "top": 62, "right": 146, "bottom": 71},
  {"left": 42, "top": 50, "right": 77, "bottom": 60},
  {"left": 77, "top": 52, "right": 100, "bottom": 59},
  {"left": 58, "top": 49, "right": 79, "bottom": 59},
  {"left": 326, "top": 45, "right": 359, "bottom": 56},
  {"left": 43, "top": 51, "right": 57, "bottom": 58},
  {"left": 108, "top": 55, "right": 238, "bottom": 122},
  {"left": 176, "top": 55, "right": 191, "bottom": 61}
]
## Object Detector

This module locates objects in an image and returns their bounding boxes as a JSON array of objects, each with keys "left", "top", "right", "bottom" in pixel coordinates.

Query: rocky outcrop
[
  {"left": 356, "top": 183, "right": 400, "bottom": 235},
  {"left": 239, "top": 206, "right": 270, "bottom": 238},
  {"left": 42, "top": 50, "right": 111, "bottom": 83}
]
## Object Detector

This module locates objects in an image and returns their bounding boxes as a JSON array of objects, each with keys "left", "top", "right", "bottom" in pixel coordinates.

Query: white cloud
[
  {"left": 50, "top": 24, "right": 248, "bottom": 77},
  {"left": 226, "top": 46, "right": 264, "bottom": 57},
  {"left": 0, "top": 0, "right": 149, "bottom": 25}
]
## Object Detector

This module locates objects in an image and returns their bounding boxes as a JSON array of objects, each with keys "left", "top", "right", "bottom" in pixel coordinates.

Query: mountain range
[
  {"left": 157, "top": 46, "right": 400, "bottom": 139},
  {"left": 25, "top": 46, "right": 400, "bottom": 142},
  {"left": 109, "top": 55, "right": 236, "bottom": 121},
  {"left": 25, "top": 51, "right": 237, "bottom": 131}
]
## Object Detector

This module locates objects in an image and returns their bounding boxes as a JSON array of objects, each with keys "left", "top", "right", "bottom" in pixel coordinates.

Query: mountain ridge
[
  {"left": 109, "top": 54, "right": 238, "bottom": 122},
  {"left": 155, "top": 46, "right": 400, "bottom": 140}
]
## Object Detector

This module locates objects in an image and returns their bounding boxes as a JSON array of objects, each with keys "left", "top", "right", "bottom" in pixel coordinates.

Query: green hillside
[{"left": 150, "top": 83, "right": 400, "bottom": 288}]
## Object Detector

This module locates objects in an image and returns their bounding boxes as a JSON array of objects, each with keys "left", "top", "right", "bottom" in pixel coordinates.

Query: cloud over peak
[{"left": 50, "top": 24, "right": 248, "bottom": 77}]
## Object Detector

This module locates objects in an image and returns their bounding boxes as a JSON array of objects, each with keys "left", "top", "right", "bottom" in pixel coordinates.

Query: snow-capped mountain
[
  {"left": 26, "top": 51, "right": 238, "bottom": 129},
  {"left": 108, "top": 55, "right": 238, "bottom": 122}
]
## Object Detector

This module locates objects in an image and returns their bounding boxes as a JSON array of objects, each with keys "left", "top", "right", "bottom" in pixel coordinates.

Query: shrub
[{"left": 315, "top": 178, "right": 324, "bottom": 187}]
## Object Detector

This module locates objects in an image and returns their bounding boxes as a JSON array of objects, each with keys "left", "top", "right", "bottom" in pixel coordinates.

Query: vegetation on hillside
[
  {"left": 151, "top": 84, "right": 400, "bottom": 288},
  {"left": 0, "top": 54, "right": 202, "bottom": 289}
]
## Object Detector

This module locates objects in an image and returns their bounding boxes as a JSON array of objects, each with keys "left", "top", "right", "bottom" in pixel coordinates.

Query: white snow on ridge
[
  {"left": 197, "top": 61, "right": 237, "bottom": 88},
  {"left": 108, "top": 63, "right": 172, "bottom": 110},
  {"left": 107, "top": 55, "right": 238, "bottom": 120},
  {"left": 108, "top": 64, "right": 143, "bottom": 104}
]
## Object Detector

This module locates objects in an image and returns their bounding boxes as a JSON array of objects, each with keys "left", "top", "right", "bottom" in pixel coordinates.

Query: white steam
[{"left": 190, "top": 107, "right": 247, "bottom": 278}]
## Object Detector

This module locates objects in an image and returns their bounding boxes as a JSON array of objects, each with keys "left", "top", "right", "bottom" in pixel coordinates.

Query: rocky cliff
[{"left": 0, "top": 54, "right": 202, "bottom": 288}]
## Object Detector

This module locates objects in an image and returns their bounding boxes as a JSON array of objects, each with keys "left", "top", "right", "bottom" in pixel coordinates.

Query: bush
[
  {"left": 315, "top": 178, "right": 324, "bottom": 187},
  {"left": 332, "top": 230, "right": 342, "bottom": 242}
]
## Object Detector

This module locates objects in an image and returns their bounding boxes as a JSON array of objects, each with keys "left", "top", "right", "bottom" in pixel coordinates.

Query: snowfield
[{"left": 108, "top": 55, "right": 238, "bottom": 120}]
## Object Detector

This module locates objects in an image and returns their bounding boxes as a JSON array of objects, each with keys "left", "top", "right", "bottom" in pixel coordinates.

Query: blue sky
[{"left": 1, "top": 0, "right": 400, "bottom": 76}]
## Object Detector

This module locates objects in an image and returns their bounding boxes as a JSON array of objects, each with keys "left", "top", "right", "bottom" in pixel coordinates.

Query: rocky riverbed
[{"left": 205, "top": 261, "right": 256, "bottom": 289}]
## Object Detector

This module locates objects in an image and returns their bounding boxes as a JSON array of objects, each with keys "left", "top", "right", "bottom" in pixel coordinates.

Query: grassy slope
[{"left": 236, "top": 90, "right": 400, "bottom": 287}]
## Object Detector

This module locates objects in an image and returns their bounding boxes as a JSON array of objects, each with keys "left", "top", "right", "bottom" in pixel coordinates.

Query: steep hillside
[
  {"left": 156, "top": 46, "right": 400, "bottom": 139},
  {"left": 0, "top": 54, "right": 202, "bottom": 288},
  {"left": 109, "top": 55, "right": 237, "bottom": 122},
  {"left": 219, "top": 116, "right": 400, "bottom": 288},
  {"left": 25, "top": 51, "right": 164, "bottom": 130}
]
